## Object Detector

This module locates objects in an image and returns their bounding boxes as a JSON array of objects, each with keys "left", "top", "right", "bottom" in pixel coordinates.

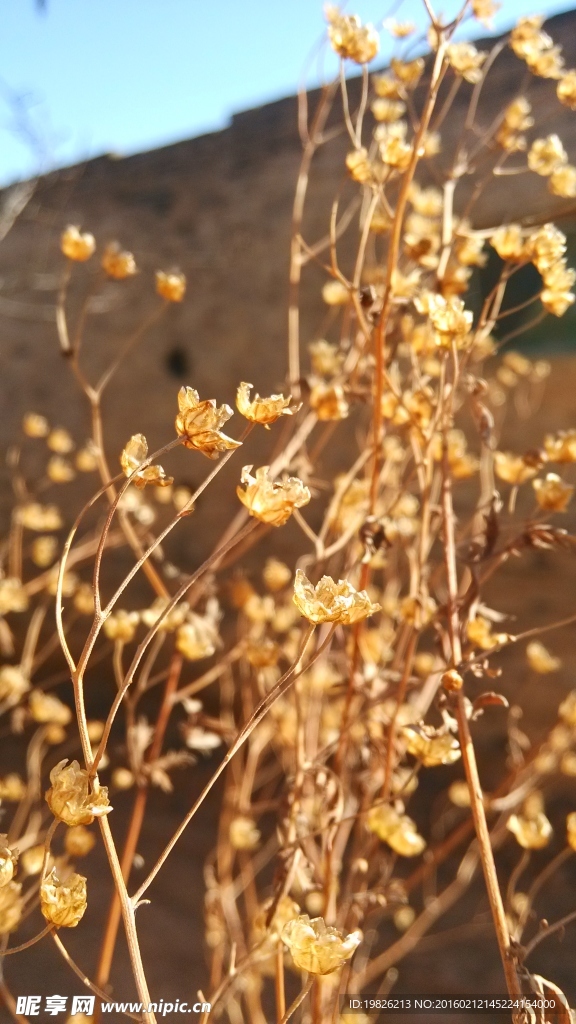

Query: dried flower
[
  {"left": 176, "top": 613, "right": 219, "bottom": 660},
  {"left": 294, "top": 570, "right": 380, "bottom": 626},
  {"left": 472, "top": 0, "right": 500, "bottom": 25},
  {"left": 449, "top": 780, "right": 472, "bottom": 807},
  {"left": 120, "top": 434, "right": 172, "bottom": 488},
  {"left": 371, "top": 98, "right": 406, "bottom": 123},
  {"left": 263, "top": 558, "right": 291, "bottom": 592},
  {"left": 29, "top": 691, "right": 72, "bottom": 726},
  {"left": 533, "top": 473, "right": 573, "bottom": 512},
  {"left": 73, "top": 583, "right": 95, "bottom": 616},
  {"left": 183, "top": 726, "right": 222, "bottom": 753},
  {"left": 229, "top": 817, "right": 260, "bottom": 851},
  {"left": 0, "top": 666, "right": 29, "bottom": 703},
  {"left": 75, "top": 445, "right": 98, "bottom": 472},
  {"left": 494, "top": 452, "right": 537, "bottom": 485},
  {"left": 103, "top": 609, "right": 139, "bottom": 643},
  {"left": 111, "top": 768, "right": 135, "bottom": 790},
  {"left": 21, "top": 845, "right": 45, "bottom": 876},
  {"left": 0, "top": 882, "right": 22, "bottom": 934},
  {"left": 23, "top": 412, "right": 49, "bottom": 437},
  {"left": 236, "top": 382, "right": 296, "bottom": 427},
  {"left": 507, "top": 811, "right": 552, "bottom": 849},
  {"left": 322, "top": 280, "right": 349, "bottom": 306},
  {"left": 549, "top": 165, "right": 576, "bottom": 198},
  {"left": 237, "top": 466, "right": 311, "bottom": 526},
  {"left": 527, "top": 641, "right": 561, "bottom": 673},
  {"left": 18, "top": 503, "right": 62, "bottom": 531},
  {"left": 0, "top": 775, "right": 26, "bottom": 802},
  {"left": 65, "top": 826, "right": 96, "bottom": 858},
  {"left": 102, "top": 242, "right": 137, "bottom": 279},
  {"left": 345, "top": 148, "right": 374, "bottom": 184},
  {"left": 47, "top": 456, "right": 75, "bottom": 483},
  {"left": 282, "top": 914, "right": 361, "bottom": 974},
  {"left": 326, "top": 9, "right": 379, "bottom": 64},
  {"left": 309, "top": 382, "right": 349, "bottom": 421},
  {"left": 557, "top": 70, "right": 576, "bottom": 109},
  {"left": 447, "top": 42, "right": 487, "bottom": 83},
  {"left": 426, "top": 294, "right": 473, "bottom": 348},
  {"left": 544, "top": 429, "right": 576, "bottom": 462},
  {"left": 0, "top": 837, "right": 18, "bottom": 888},
  {"left": 367, "top": 804, "right": 426, "bottom": 856},
  {"left": 391, "top": 57, "right": 424, "bottom": 88},
  {"left": 175, "top": 386, "right": 240, "bottom": 459},
  {"left": 528, "top": 136, "right": 567, "bottom": 176},
  {"left": 253, "top": 895, "right": 300, "bottom": 946},
  {"left": 46, "top": 760, "right": 111, "bottom": 827},
  {"left": 40, "top": 868, "right": 87, "bottom": 928},
  {"left": 402, "top": 725, "right": 461, "bottom": 767},
  {"left": 31, "top": 535, "right": 58, "bottom": 568},
  {"left": 61, "top": 226, "right": 95, "bottom": 262},
  {"left": 155, "top": 270, "right": 186, "bottom": 302}
]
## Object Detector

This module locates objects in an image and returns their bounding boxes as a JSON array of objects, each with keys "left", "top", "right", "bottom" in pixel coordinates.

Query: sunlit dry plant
[{"left": 2, "top": 3, "right": 576, "bottom": 1023}]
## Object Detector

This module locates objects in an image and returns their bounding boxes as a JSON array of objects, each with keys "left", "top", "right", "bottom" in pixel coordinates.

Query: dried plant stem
[
  {"left": 442, "top": 432, "right": 522, "bottom": 1003},
  {"left": 280, "top": 975, "right": 313, "bottom": 1024},
  {"left": 51, "top": 930, "right": 142, "bottom": 1023},
  {"left": 95, "top": 654, "right": 183, "bottom": 997}
]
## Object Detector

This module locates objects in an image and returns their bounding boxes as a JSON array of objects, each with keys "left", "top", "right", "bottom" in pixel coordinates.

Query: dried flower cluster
[{"left": 1, "top": 4, "right": 576, "bottom": 1022}]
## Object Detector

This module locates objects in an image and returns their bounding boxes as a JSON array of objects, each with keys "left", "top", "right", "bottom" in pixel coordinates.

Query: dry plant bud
[
  {"left": 46, "top": 759, "right": 111, "bottom": 827},
  {"left": 309, "top": 382, "right": 349, "bottom": 420},
  {"left": 64, "top": 825, "right": 96, "bottom": 859},
  {"left": 472, "top": 0, "right": 501, "bottom": 25},
  {"left": 22, "top": 412, "right": 49, "bottom": 437},
  {"left": 0, "top": 666, "right": 29, "bottom": 703},
  {"left": 18, "top": 502, "right": 63, "bottom": 531},
  {"left": 526, "top": 641, "right": 561, "bottom": 673},
  {"left": 237, "top": 465, "right": 311, "bottom": 526},
  {"left": 321, "top": 280, "right": 349, "bottom": 305},
  {"left": 394, "top": 906, "right": 416, "bottom": 931},
  {"left": 155, "top": 270, "right": 186, "bottom": 302},
  {"left": 326, "top": 8, "right": 379, "bottom": 64},
  {"left": 229, "top": 817, "right": 260, "bottom": 851},
  {"left": 0, "top": 837, "right": 18, "bottom": 887},
  {"left": 111, "top": 767, "right": 135, "bottom": 790},
  {"left": 448, "top": 780, "right": 472, "bottom": 807},
  {"left": 293, "top": 569, "right": 380, "bottom": 625},
  {"left": 175, "top": 386, "right": 240, "bottom": 458},
  {"left": 367, "top": 804, "right": 426, "bottom": 856},
  {"left": 120, "top": 434, "right": 173, "bottom": 489},
  {"left": 507, "top": 811, "right": 552, "bottom": 849},
  {"left": 441, "top": 669, "right": 464, "bottom": 692},
  {"left": 103, "top": 609, "right": 139, "bottom": 643},
  {"left": 0, "top": 775, "right": 26, "bottom": 802},
  {"left": 252, "top": 894, "right": 300, "bottom": 945},
  {"left": 182, "top": 726, "right": 222, "bottom": 753},
  {"left": 282, "top": 913, "right": 361, "bottom": 973},
  {"left": 263, "top": 557, "right": 291, "bottom": 592},
  {"left": 236, "top": 382, "right": 296, "bottom": 426},
  {"left": 40, "top": 868, "right": 87, "bottom": 928},
  {"left": 29, "top": 691, "right": 72, "bottom": 726},
  {"left": 384, "top": 18, "right": 415, "bottom": 37},
  {"left": 0, "top": 881, "right": 23, "bottom": 934},
  {"left": 102, "top": 242, "right": 137, "bottom": 279},
  {"left": 0, "top": 578, "right": 28, "bottom": 616},
  {"left": 60, "top": 226, "right": 95, "bottom": 262}
]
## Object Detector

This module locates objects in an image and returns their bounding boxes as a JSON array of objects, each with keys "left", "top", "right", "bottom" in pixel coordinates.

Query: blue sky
[{"left": 0, "top": 0, "right": 574, "bottom": 185}]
